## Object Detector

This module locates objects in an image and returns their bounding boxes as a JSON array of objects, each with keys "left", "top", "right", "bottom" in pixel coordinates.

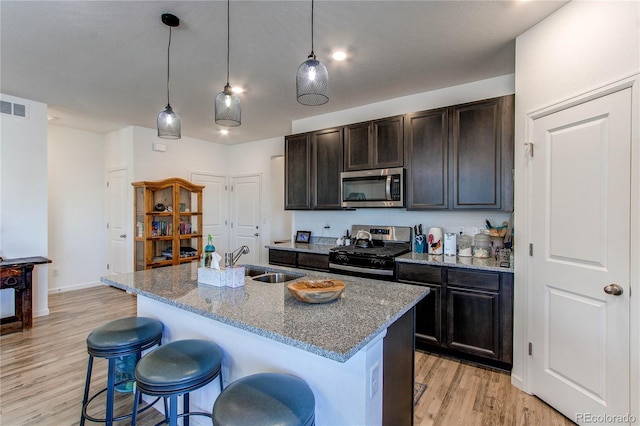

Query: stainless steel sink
[
  {"left": 244, "top": 267, "right": 271, "bottom": 277},
  {"left": 251, "top": 273, "right": 301, "bottom": 283}
]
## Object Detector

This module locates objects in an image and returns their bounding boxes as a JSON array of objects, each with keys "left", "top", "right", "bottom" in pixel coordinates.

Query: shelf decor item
[
  {"left": 157, "top": 13, "right": 181, "bottom": 139},
  {"left": 295, "top": 230, "right": 311, "bottom": 243}
]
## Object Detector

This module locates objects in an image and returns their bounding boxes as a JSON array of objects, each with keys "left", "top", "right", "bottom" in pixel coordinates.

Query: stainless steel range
[{"left": 329, "top": 225, "right": 412, "bottom": 280}]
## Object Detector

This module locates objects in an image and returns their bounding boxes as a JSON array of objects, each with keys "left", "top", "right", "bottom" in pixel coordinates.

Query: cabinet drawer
[
  {"left": 396, "top": 263, "right": 443, "bottom": 284},
  {"left": 448, "top": 269, "right": 499, "bottom": 291},
  {"left": 298, "top": 253, "right": 329, "bottom": 271},
  {"left": 268, "top": 250, "right": 297, "bottom": 267}
]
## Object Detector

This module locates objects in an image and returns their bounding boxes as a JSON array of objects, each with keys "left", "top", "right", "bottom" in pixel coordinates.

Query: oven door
[{"left": 329, "top": 253, "right": 397, "bottom": 281}]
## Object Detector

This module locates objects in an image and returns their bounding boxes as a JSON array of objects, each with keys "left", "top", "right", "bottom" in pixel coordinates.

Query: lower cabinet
[
  {"left": 396, "top": 262, "right": 513, "bottom": 369},
  {"left": 268, "top": 249, "right": 329, "bottom": 272}
]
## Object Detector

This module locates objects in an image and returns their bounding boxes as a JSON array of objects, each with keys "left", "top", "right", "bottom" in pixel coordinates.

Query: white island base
[{"left": 138, "top": 295, "right": 395, "bottom": 426}]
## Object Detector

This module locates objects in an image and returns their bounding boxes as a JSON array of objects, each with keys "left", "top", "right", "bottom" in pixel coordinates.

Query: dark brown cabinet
[
  {"left": 268, "top": 249, "right": 330, "bottom": 272},
  {"left": 344, "top": 116, "right": 404, "bottom": 171},
  {"left": 405, "top": 95, "right": 514, "bottom": 211},
  {"left": 451, "top": 95, "right": 514, "bottom": 210},
  {"left": 405, "top": 108, "right": 449, "bottom": 209},
  {"left": 396, "top": 262, "right": 513, "bottom": 368},
  {"left": 284, "top": 133, "right": 312, "bottom": 210},
  {"left": 285, "top": 128, "right": 343, "bottom": 210}
]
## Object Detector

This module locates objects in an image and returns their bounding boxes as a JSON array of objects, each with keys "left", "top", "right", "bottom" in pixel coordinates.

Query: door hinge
[
  {"left": 107, "top": 223, "right": 110, "bottom": 229},
  {"left": 529, "top": 243, "right": 533, "bottom": 256},
  {"left": 225, "top": 185, "right": 228, "bottom": 191},
  {"left": 524, "top": 142, "right": 534, "bottom": 158},
  {"left": 107, "top": 263, "right": 110, "bottom": 270},
  {"left": 230, "top": 185, "right": 234, "bottom": 192},
  {"left": 528, "top": 342, "right": 533, "bottom": 356},
  {"left": 106, "top": 181, "right": 109, "bottom": 188}
]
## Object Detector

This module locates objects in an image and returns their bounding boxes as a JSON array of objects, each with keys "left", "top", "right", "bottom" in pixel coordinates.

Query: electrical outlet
[
  {"left": 471, "top": 226, "right": 480, "bottom": 236},
  {"left": 369, "top": 362, "right": 380, "bottom": 398},
  {"left": 53, "top": 269, "right": 59, "bottom": 277},
  {"left": 458, "top": 226, "right": 465, "bottom": 235}
]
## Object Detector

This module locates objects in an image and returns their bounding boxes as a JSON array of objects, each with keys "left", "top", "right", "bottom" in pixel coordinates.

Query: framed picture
[{"left": 295, "top": 230, "right": 311, "bottom": 243}]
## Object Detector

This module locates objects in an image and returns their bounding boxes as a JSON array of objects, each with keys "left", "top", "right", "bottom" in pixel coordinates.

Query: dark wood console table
[{"left": 0, "top": 256, "right": 51, "bottom": 335}]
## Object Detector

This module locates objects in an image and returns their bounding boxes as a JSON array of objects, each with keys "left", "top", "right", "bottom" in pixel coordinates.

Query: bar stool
[
  {"left": 212, "top": 373, "right": 315, "bottom": 426},
  {"left": 132, "top": 339, "right": 224, "bottom": 426},
  {"left": 80, "top": 316, "right": 163, "bottom": 425}
]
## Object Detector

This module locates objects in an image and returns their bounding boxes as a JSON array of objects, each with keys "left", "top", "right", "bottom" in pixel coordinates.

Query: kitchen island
[{"left": 101, "top": 262, "right": 428, "bottom": 425}]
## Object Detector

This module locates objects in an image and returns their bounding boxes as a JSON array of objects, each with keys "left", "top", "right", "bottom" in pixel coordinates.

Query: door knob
[
  {"left": 120, "top": 234, "right": 127, "bottom": 238},
  {"left": 254, "top": 233, "right": 259, "bottom": 237},
  {"left": 603, "top": 283, "right": 623, "bottom": 296}
]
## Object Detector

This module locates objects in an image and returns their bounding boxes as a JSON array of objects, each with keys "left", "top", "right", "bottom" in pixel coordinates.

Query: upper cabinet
[
  {"left": 406, "top": 95, "right": 514, "bottom": 211},
  {"left": 405, "top": 108, "right": 449, "bottom": 209},
  {"left": 285, "top": 128, "right": 343, "bottom": 210},
  {"left": 344, "top": 116, "right": 404, "bottom": 171},
  {"left": 451, "top": 95, "right": 514, "bottom": 210}
]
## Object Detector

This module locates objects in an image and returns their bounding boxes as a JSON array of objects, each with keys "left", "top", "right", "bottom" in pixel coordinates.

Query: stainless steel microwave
[{"left": 341, "top": 167, "right": 405, "bottom": 208}]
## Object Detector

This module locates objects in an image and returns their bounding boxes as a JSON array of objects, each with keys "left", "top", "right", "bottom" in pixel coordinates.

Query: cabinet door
[
  {"left": 450, "top": 97, "right": 503, "bottom": 209},
  {"left": 285, "top": 134, "right": 311, "bottom": 210},
  {"left": 446, "top": 287, "right": 500, "bottom": 359},
  {"left": 415, "top": 283, "right": 442, "bottom": 345},
  {"left": 344, "top": 122, "right": 371, "bottom": 171},
  {"left": 312, "top": 128, "right": 343, "bottom": 209},
  {"left": 297, "top": 252, "right": 330, "bottom": 271},
  {"left": 268, "top": 249, "right": 297, "bottom": 267},
  {"left": 372, "top": 115, "right": 404, "bottom": 169},
  {"left": 405, "top": 108, "right": 448, "bottom": 209}
]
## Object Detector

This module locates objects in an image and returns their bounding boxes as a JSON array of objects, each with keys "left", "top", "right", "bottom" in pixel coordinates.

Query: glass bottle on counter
[
  {"left": 473, "top": 233, "right": 491, "bottom": 258},
  {"left": 457, "top": 234, "right": 473, "bottom": 257}
]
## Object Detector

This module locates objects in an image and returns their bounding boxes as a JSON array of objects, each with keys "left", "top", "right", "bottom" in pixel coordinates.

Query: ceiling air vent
[{"left": 0, "top": 100, "right": 28, "bottom": 119}]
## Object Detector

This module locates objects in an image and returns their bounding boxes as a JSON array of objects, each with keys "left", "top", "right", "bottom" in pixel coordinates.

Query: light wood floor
[{"left": 1, "top": 286, "right": 574, "bottom": 425}]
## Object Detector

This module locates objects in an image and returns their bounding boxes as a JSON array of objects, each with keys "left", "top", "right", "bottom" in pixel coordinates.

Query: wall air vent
[{"left": 0, "top": 100, "right": 28, "bottom": 119}]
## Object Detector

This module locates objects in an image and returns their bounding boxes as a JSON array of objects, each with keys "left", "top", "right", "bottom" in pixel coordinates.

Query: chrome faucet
[{"left": 224, "top": 245, "right": 250, "bottom": 267}]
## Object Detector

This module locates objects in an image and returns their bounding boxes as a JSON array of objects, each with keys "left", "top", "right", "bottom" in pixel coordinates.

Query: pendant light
[
  {"left": 296, "top": 0, "right": 328, "bottom": 106},
  {"left": 157, "top": 13, "right": 181, "bottom": 139},
  {"left": 215, "top": 0, "right": 241, "bottom": 127}
]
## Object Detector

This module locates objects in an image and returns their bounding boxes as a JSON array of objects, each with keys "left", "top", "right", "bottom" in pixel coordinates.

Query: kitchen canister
[
  {"left": 427, "top": 227, "right": 444, "bottom": 255},
  {"left": 444, "top": 232, "right": 457, "bottom": 256},
  {"left": 458, "top": 234, "right": 472, "bottom": 257},
  {"left": 473, "top": 233, "right": 491, "bottom": 258}
]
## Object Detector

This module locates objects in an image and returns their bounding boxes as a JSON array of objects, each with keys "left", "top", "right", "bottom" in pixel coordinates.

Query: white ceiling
[{"left": 1, "top": 1, "right": 568, "bottom": 145}]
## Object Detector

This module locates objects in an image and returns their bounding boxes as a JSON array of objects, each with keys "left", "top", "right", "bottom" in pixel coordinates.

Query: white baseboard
[{"left": 48, "top": 281, "right": 104, "bottom": 294}]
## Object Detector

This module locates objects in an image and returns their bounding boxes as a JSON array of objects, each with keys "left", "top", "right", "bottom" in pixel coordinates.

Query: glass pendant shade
[
  {"left": 157, "top": 104, "right": 181, "bottom": 139},
  {"left": 296, "top": 53, "right": 329, "bottom": 106},
  {"left": 215, "top": 84, "right": 241, "bottom": 127}
]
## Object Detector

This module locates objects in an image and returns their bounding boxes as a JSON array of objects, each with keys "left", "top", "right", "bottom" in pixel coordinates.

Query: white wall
[
  {"left": 48, "top": 125, "right": 106, "bottom": 292},
  {"left": 227, "top": 137, "right": 286, "bottom": 263},
  {"left": 0, "top": 93, "right": 50, "bottom": 316},
  {"left": 291, "top": 74, "right": 516, "bottom": 240},
  {"left": 514, "top": 0, "right": 640, "bottom": 406}
]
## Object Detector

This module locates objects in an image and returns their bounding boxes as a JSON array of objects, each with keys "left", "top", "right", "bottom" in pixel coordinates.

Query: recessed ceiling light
[
  {"left": 332, "top": 51, "right": 347, "bottom": 61},
  {"left": 220, "top": 129, "right": 229, "bottom": 135}
]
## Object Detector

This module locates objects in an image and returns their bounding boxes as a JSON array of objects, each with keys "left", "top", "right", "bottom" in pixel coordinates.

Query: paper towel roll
[{"left": 427, "top": 227, "right": 444, "bottom": 255}]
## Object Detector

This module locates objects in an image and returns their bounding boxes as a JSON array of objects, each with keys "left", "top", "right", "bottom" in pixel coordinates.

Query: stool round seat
[
  {"left": 212, "top": 373, "right": 315, "bottom": 426},
  {"left": 87, "top": 316, "right": 164, "bottom": 357},
  {"left": 135, "top": 339, "right": 223, "bottom": 395}
]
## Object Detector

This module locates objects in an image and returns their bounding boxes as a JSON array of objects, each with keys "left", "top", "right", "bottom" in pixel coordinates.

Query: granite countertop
[
  {"left": 396, "top": 252, "right": 514, "bottom": 273},
  {"left": 265, "top": 241, "right": 335, "bottom": 254},
  {"left": 101, "top": 262, "right": 428, "bottom": 363}
]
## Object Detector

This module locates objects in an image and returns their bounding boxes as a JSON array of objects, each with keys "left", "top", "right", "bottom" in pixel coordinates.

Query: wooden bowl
[{"left": 287, "top": 279, "right": 345, "bottom": 304}]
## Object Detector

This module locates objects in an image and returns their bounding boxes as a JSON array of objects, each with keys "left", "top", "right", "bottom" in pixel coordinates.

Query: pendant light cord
[
  {"left": 226, "top": 0, "right": 230, "bottom": 86},
  {"left": 310, "top": 0, "right": 315, "bottom": 57},
  {"left": 166, "top": 26, "right": 172, "bottom": 105}
]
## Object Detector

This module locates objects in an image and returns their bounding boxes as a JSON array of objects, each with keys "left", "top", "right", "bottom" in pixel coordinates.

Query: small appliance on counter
[{"left": 426, "top": 227, "right": 443, "bottom": 255}]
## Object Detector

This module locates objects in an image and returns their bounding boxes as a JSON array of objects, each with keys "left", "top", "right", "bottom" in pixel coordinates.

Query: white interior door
[
  {"left": 190, "top": 172, "right": 228, "bottom": 257},
  {"left": 106, "top": 167, "right": 129, "bottom": 274},
  {"left": 230, "top": 174, "right": 261, "bottom": 265},
  {"left": 528, "top": 87, "right": 631, "bottom": 423}
]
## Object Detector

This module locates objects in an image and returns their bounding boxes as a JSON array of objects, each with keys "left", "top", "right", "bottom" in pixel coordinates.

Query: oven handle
[{"left": 329, "top": 263, "right": 394, "bottom": 276}]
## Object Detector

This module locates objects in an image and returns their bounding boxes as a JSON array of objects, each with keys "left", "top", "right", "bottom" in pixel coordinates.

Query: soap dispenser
[{"left": 202, "top": 234, "right": 216, "bottom": 268}]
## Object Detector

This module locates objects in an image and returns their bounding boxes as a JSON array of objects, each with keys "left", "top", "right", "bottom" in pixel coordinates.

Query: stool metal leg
[
  {"left": 106, "top": 357, "right": 116, "bottom": 426},
  {"left": 80, "top": 355, "right": 94, "bottom": 426},
  {"left": 183, "top": 392, "right": 189, "bottom": 426},
  {"left": 169, "top": 395, "right": 178, "bottom": 426}
]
